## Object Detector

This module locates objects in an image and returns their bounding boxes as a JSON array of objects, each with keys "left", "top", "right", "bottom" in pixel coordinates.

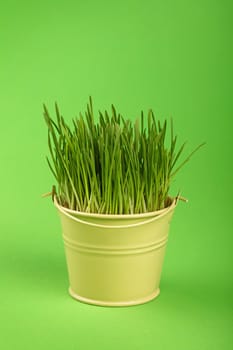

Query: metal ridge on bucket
[
  {"left": 54, "top": 197, "right": 177, "bottom": 229},
  {"left": 54, "top": 196, "right": 176, "bottom": 219},
  {"left": 54, "top": 196, "right": 177, "bottom": 229},
  {"left": 68, "top": 288, "right": 161, "bottom": 307},
  {"left": 62, "top": 234, "right": 168, "bottom": 255}
]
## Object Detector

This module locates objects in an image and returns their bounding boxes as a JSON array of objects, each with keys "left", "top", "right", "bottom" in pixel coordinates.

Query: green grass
[{"left": 43, "top": 97, "right": 204, "bottom": 214}]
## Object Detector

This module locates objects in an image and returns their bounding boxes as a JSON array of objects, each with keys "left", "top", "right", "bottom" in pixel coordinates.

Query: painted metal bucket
[{"left": 54, "top": 197, "right": 177, "bottom": 306}]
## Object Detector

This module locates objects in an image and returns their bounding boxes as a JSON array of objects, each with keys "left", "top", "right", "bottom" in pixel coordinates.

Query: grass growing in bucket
[{"left": 44, "top": 97, "right": 204, "bottom": 214}]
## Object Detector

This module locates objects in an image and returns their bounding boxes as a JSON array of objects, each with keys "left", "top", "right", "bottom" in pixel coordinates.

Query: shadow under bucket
[{"left": 54, "top": 197, "right": 177, "bottom": 307}]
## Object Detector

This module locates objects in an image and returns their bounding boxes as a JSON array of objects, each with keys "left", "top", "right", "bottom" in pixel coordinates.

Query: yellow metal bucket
[{"left": 54, "top": 197, "right": 177, "bottom": 306}]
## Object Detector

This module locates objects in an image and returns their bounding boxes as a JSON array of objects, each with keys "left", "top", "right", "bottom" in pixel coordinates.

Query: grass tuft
[{"left": 44, "top": 97, "right": 204, "bottom": 214}]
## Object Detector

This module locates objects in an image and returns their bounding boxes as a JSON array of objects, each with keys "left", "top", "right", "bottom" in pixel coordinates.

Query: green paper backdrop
[{"left": 0, "top": 0, "right": 232, "bottom": 349}]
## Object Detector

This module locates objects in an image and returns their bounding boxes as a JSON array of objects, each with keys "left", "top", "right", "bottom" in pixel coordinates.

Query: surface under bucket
[{"left": 54, "top": 197, "right": 177, "bottom": 306}]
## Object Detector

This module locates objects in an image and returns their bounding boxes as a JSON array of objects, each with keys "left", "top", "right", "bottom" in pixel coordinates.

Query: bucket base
[{"left": 68, "top": 287, "right": 160, "bottom": 307}]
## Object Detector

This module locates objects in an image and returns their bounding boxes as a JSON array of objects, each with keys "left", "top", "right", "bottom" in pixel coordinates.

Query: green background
[{"left": 1, "top": 0, "right": 232, "bottom": 349}]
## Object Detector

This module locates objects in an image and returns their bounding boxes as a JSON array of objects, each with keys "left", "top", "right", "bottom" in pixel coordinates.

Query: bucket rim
[{"left": 53, "top": 196, "right": 177, "bottom": 220}]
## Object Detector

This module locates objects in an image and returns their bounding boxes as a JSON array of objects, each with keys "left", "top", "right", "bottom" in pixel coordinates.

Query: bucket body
[{"left": 55, "top": 198, "right": 177, "bottom": 306}]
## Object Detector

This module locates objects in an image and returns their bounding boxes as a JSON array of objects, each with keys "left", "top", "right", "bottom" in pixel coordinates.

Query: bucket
[{"left": 54, "top": 197, "right": 177, "bottom": 306}]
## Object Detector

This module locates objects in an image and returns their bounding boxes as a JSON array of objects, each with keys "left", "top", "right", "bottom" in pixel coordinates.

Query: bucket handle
[{"left": 54, "top": 196, "right": 178, "bottom": 229}]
